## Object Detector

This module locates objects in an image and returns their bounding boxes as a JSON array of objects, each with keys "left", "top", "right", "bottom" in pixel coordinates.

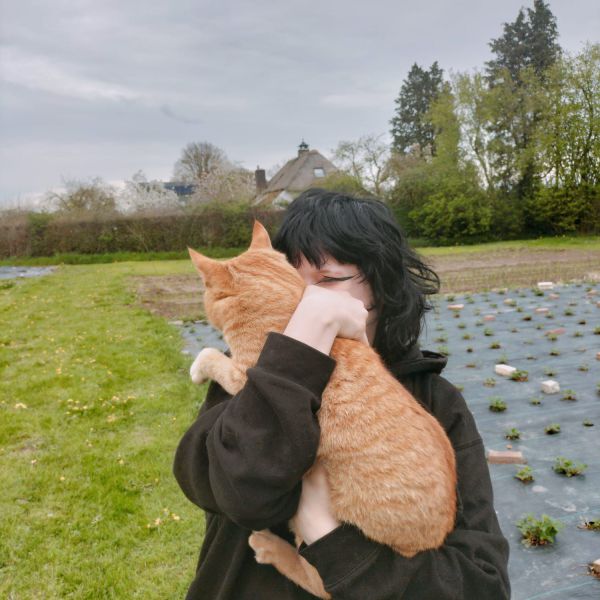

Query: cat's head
[{"left": 188, "top": 221, "right": 304, "bottom": 331}]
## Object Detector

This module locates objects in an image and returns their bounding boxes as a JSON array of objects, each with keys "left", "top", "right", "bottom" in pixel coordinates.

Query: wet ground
[
  {"left": 0, "top": 266, "right": 55, "bottom": 280},
  {"left": 177, "top": 282, "right": 600, "bottom": 600}
]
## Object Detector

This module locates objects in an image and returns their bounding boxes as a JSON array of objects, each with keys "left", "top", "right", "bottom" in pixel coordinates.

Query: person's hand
[
  {"left": 301, "top": 285, "right": 369, "bottom": 343},
  {"left": 283, "top": 285, "right": 369, "bottom": 354},
  {"left": 295, "top": 462, "right": 339, "bottom": 545}
]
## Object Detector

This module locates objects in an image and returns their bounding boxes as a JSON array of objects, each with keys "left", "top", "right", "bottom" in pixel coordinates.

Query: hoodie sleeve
[
  {"left": 173, "top": 332, "right": 336, "bottom": 531},
  {"left": 300, "top": 379, "right": 511, "bottom": 600}
]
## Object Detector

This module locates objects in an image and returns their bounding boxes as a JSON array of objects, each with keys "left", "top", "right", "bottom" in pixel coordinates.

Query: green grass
[
  {"left": 419, "top": 235, "right": 600, "bottom": 255},
  {"left": 0, "top": 261, "right": 209, "bottom": 598},
  {"left": 0, "top": 247, "right": 245, "bottom": 266}
]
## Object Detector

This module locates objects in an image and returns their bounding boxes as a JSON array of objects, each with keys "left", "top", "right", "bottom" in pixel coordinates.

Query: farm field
[{"left": 1, "top": 239, "right": 600, "bottom": 599}]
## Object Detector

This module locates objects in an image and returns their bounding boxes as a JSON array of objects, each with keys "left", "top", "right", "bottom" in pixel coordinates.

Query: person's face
[{"left": 295, "top": 253, "right": 375, "bottom": 312}]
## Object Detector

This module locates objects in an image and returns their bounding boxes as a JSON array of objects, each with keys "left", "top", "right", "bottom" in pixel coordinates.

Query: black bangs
[{"left": 272, "top": 188, "right": 440, "bottom": 362}]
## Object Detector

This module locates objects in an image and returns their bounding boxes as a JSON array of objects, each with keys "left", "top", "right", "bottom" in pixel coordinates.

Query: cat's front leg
[
  {"left": 189, "top": 348, "right": 247, "bottom": 395},
  {"left": 248, "top": 530, "right": 330, "bottom": 599}
]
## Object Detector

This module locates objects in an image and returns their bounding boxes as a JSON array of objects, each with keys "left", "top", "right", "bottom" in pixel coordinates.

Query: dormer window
[{"left": 313, "top": 168, "right": 325, "bottom": 178}]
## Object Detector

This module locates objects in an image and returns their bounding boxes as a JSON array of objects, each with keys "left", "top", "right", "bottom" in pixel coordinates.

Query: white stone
[
  {"left": 495, "top": 364, "right": 517, "bottom": 377},
  {"left": 534, "top": 307, "right": 549, "bottom": 314},
  {"left": 541, "top": 380, "right": 560, "bottom": 394},
  {"left": 448, "top": 304, "right": 464, "bottom": 311},
  {"left": 537, "top": 281, "right": 554, "bottom": 290}
]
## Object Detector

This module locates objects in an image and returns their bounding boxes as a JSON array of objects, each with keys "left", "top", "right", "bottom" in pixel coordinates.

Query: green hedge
[{"left": 0, "top": 204, "right": 284, "bottom": 258}]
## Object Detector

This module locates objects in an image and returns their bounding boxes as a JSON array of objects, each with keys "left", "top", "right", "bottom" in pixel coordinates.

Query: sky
[{"left": 0, "top": 0, "right": 598, "bottom": 208}]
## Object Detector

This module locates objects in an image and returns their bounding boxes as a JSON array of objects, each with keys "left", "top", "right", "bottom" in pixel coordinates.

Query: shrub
[{"left": 553, "top": 456, "right": 587, "bottom": 477}]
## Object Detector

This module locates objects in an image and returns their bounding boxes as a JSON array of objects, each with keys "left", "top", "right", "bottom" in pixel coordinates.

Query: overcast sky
[{"left": 0, "top": 0, "right": 598, "bottom": 208}]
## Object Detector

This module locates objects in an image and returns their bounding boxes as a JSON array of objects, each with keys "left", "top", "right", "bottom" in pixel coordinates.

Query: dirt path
[{"left": 131, "top": 247, "right": 600, "bottom": 319}]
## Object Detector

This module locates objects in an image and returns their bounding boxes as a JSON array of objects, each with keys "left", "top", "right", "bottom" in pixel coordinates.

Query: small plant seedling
[
  {"left": 515, "top": 466, "right": 534, "bottom": 483},
  {"left": 545, "top": 312, "right": 555, "bottom": 319},
  {"left": 510, "top": 369, "right": 528, "bottom": 382},
  {"left": 466, "top": 347, "right": 473, "bottom": 353},
  {"left": 579, "top": 519, "right": 600, "bottom": 531},
  {"left": 545, "top": 423, "right": 561, "bottom": 434},
  {"left": 467, "top": 297, "right": 475, "bottom": 304},
  {"left": 516, "top": 307, "right": 523, "bottom": 313},
  {"left": 553, "top": 456, "right": 587, "bottom": 477},
  {"left": 435, "top": 334, "right": 448, "bottom": 343},
  {"left": 534, "top": 289, "right": 544, "bottom": 297},
  {"left": 526, "top": 354, "right": 536, "bottom": 360},
  {"left": 543, "top": 367, "right": 556, "bottom": 377},
  {"left": 583, "top": 420, "right": 594, "bottom": 427},
  {"left": 437, "top": 346, "right": 450, "bottom": 356},
  {"left": 573, "top": 330, "right": 583, "bottom": 337},
  {"left": 564, "top": 309, "right": 574, "bottom": 316},
  {"left": 462, "top": 333, "right": 472, "bottom": 340},
  {"left": 466, "top": 362, "right": 477, "bottom": 368},
  {"left": 445, "top": 294, "right": 455, "bottom": 302},
  {"left": 456, "top": 385, "right": 464, "bottom": 392},
  {"left": 484, "top": 378, "right": 496, "bottom": 387},
  {"left": 546, "top": 333, "right": 558, "bottom": 342},
  {"left": 594, "top": 326, "right": 600, "bottom": 335},
  {"left": 510, "top": 327, "right": 519, "bottom": 333},
  {"left": 561, "top": 389, "right": 577, "bottom": 401},
  {"left": 457, "top": 322, "right": 466, "bottom": 329},
  {"left": 484, "top": 328, "right": 494, "bottom": 337},
  {"left": 530, "top": 398, "right": 542, "bottom": 405},
  {"left": 578, "top": 363, "right": 589, "bottom": 372},
  {"left": 505, "top": 428, "right": 521, "bottom": 440},
  {"left": 516, "top": 514, "right": 563, "bottom": 546},
  {"left": 453, "top": 313, "right": 460, "bottom": 319},
  {"left": 489, "top": 341, "right": 501, "bottom": 349},
  {"left": 549, "top": 348, "right": 560, "bottom": 356},
  {"left": 522, "top": 314, "right": 532, "bottom": 321},
  {"left": 475, "top": 320, "right": 484, "bottom": 327},
  {"left": 489, "top": 398, "right": 507, "bottom": 412},
  {"left": 435, "top": 324, "right": 445, "bottom": 331},
  {"left": 578, "top": 319, "right": 587, "bottom": 325},
  {"left": 474, "top": 308, "right": 481, "bottom": 316},
  {"left": 489, "top": 302, "right": 498, "bottom": 309}
]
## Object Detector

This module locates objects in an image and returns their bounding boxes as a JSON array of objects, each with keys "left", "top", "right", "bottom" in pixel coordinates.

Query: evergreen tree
[
  {"left": 485, "top": 0, "right": 562, "bottom": 200},
  {"left": 486, "top": 0, "right": 561, "bottom": 85},
  {"left": 390, "top": 62, "right": 445, "bottom": 155}
]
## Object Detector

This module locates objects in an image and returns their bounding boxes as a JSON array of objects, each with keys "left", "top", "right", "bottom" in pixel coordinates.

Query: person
[{"left": 173, "top": 188, "right": 511, "bottom": 599}]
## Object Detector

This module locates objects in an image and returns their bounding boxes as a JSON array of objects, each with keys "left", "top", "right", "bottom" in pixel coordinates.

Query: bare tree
[
  {"left": 332, "top": 134, "right": 392, "bottom": 195},
  {"left": 47, "top": 178, "right": 119, "bottom": 217},
  {"left": 173, "top": 141, "right": 229, "bottom": 182}
]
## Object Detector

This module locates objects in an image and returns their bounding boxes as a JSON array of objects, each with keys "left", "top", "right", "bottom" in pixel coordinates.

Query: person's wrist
[{"left": 283, "top": 301, "right": 339, "bottom": 355}]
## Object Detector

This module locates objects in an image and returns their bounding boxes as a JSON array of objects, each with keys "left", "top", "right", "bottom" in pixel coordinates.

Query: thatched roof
[{"left": 254, "top": 145, "right": 338, "bottom": 207}]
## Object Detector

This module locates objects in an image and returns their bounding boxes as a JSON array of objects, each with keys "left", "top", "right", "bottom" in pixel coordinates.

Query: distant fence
[{"left": 0, "top": 208, "right": 285, "bottom": 258}]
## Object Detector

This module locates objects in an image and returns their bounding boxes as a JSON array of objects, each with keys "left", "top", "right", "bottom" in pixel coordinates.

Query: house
[{"left": 253, "top": 141, "right": 338, "bottom": 208}]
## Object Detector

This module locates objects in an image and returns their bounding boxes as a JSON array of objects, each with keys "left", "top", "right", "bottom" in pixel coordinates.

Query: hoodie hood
[{"left": 385, "top": 344, "right": 447, "bottom": 378}]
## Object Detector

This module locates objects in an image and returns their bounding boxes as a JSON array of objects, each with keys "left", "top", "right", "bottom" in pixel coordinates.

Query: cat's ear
[
  {"left": 249, "top": 220, "right": 272, "bottom": 250},
  {"left": 188, "top": 247, "right": 228, "bottom": 284}
]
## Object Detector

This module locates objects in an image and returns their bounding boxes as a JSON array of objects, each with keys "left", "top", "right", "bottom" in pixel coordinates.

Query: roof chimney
[
  {"left": 298, "top": 139, "right": 309, "bottom": 156},
  {"left": 255, "top": 166, "right": 267, "bottom": 193}
]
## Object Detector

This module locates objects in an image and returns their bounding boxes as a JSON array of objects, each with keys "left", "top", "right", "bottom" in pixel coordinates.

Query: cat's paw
[
  {"left": 189, "top": 347, "right": 221, "bottom": 384},
  {"left": 248, "top": 530, "right": 278, "bottom": 565}
]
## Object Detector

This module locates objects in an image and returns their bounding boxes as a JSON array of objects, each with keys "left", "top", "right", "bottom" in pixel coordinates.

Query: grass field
[
  {"left": 2, "top": 236, "right": 600, "bottom": 598},
  {"left": 0, "top": 261, "right": 206, "bottom": 599}
]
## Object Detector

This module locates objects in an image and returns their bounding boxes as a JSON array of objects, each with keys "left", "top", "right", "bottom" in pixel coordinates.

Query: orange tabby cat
[{"left": 188, "top": 221, "right": 457, "bottom": 599}]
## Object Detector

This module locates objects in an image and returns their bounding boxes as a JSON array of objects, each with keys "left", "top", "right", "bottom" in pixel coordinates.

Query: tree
[
  {"left": 173, "top": 141, "right": 229, "bottom": 182},
  {"left": 188, "top": 166, "right": 256, "bottom": 206},
  {"left": 390, "top": 62, "right": 445, "bottom": 155},
  {"left": 486, "top": 0, "right": 561, "bottom": 86},
  {"left": 48, "top": 178, "right": 118, "bottom": 217},
  {"left": 331, "top": 134, "right": 391, "bottom": 195},
  {"left": 119, "top": 171, "right": 180, "bottom": 214},
  {"left": 484, "top": 1, "right": 562, "bottom": 200}
]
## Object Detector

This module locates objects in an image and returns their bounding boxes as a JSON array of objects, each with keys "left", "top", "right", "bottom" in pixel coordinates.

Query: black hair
[{"left": 272, "top": 188, "right": 440, "bottom": 362}]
